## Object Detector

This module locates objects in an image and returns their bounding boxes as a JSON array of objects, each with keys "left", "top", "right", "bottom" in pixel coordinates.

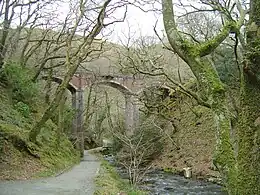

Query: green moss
[
  {"left": 197, "top": 22, "right": 236, "bottom": 57},
  {"left": 0, "top": 119, "right": 80, "bottom": 178},
  {"left": 210, "top": 98, "right": 238, "bottom": 194},
  {"left": 190, "top": 58, "right": 225, "bottom": 102},
  {"left": 180, "top": 39, "right": 196, "bottom": 54},
  {"left": 0, "top": 123, "right": 29, "bottom": 140},
  {"left": 163, "top": 167, "right": 172, "bottom": 172},
  {"left": 236, "top": 82, "right": 260, "bottom": 194}
]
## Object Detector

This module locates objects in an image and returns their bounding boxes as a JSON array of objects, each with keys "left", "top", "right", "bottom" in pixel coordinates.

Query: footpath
[{"left": 0, "top": 151, "right": 100, "bottom": 195}]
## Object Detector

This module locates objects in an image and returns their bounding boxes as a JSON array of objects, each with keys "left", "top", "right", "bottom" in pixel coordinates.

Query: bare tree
[
  {"left": 28, "top": 0, "right": 127, "bottom": 145},
  {"left": 0, "top": 0, "right": 57, "bottom": 68}
]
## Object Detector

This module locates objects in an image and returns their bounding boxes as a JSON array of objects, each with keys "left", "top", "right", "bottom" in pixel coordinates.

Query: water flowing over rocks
[
  {"left": 138, "top": 171, "right": 227, "bottom": 195},
  {"left": 104, "top": 155, "right": 227, "bottom": 195}
]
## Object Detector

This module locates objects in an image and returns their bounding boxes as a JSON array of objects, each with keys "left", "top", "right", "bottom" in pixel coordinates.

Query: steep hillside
[
  {"left": 153, "top": 104, "right": 218, "bottom": 178},
  {"left": 0, "top": 64, "right": 80, "bottom": 180},
  {"left": 150, "top": 88, "right": 220, "bottom": 179}
]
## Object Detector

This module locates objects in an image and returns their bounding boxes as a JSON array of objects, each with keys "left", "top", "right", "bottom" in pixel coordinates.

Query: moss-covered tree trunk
[
  {"left": 44, "top": 68, "right": 53, "bottom": 104},
  {"left": 162, "top": 0, "right": 260, "bottom": 193},
  {"left": 188, "top": 59, "right": 237, "bottom": 194},
  {"left": 56, "top": 95, "right": 66, "bottom": 145},
  {"left": 236, "top": 0, "right": 260, "bottom": 193},
  {"left": 161, "top": 0, "right": 240, "bottom": 193},
  {"left": 29, "top": 62, "right": 79, "bottom": 142},
  {"left": 237, "top": 84, "right": 260, "bottom": 194}
]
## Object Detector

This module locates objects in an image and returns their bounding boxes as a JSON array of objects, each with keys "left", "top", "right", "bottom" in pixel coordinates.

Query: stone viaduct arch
[
  {"left": 42, "top": 72, "right": 172, "bottom": 144},
  {"left": 41, "top": 73, "right": 142, "bottom": 138},
  {"left": 41, "top": 76, "right": 77, "bottom": 94},
  {"left": 93, "top": 80, "right": 139, "bottom": 134}
]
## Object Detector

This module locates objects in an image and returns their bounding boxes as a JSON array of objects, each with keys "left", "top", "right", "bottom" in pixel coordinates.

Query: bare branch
[{"left": 162, "top": 0, "right": 188, "bottom": 61}]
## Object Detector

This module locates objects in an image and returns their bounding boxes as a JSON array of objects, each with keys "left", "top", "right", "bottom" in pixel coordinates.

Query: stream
[
  {"left": 138, "top": 171, "right": 226, "bottom": 195},
  {"left": 104, "top": 155, "right": 227, "bottom": 195}
]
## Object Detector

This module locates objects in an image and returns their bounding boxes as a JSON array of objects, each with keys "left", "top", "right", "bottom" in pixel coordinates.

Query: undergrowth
[{"left": 94, "top": 160, "right": 147, "bottom": 195}]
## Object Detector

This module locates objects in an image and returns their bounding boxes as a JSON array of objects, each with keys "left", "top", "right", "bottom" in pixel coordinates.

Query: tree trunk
[
  {"left": 29, "top": 61, "right": 79, "bottom": 142},
  {"left": 44, "top": 68, "right": 53, "bottom": 104},
  {"left": 211, "top": 98, "right": 237, "bottom": 194},
  {"left": 237, "top": 85, "right": 260, "bottom": 194},
  {"left": 161, "top": 0, "right": 237, "bottom": 191},
  {"left": 189, "top": 59, "right": 237, "bottom": 193},
  {"left": 56, "top": 95, "right": 66, "bottom": 145},
  {"left": 0, "top": 0, "right": 13, "bottom": 69},
  {"left": 236, "top": 1, "right": 260, "bottom": 193}
]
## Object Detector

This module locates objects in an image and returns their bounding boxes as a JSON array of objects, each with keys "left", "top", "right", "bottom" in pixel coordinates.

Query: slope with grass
[{"left": 0, "top": 63, "right": 80, "bottom": 180}]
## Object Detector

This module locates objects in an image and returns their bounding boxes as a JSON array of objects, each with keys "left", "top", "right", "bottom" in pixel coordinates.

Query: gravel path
[{"left": 0, "top": 151, "right": 100, "bottom": 195}]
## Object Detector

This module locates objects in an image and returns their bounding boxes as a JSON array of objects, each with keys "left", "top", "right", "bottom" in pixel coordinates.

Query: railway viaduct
[{"left": 42, "top": 72, "right": 166, "bottom": 139}]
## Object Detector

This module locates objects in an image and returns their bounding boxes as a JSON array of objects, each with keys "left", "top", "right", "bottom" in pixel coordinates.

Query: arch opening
[
  {"left": 92, "top": 80, "right": 138, "bottom": 135},
  {"left": 93, "top": 80, "right": 135, "bottom": 96},
  {"left": 41, "top": 76, "right": 77, "bottom": 94}
]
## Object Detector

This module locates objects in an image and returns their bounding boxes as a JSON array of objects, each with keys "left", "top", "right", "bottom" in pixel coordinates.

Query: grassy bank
[
  {"left": 0, "top": 89, "right": 80, "bottom": 180},
  {"left": 94, "top": 160, "right": 147, "bottom": 195},
  {"left": 0, "top": 63, "right": 80, "bottom": 180}
]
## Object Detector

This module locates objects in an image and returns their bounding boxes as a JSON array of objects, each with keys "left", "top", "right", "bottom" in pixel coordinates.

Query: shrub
[
  {"left": 14, "top": 101, "right": 31, "bottom": 118},
  {"left": 111, "top": 114, "right": 166, "bottom": 185},
  {"left": 3, "top": 62, "right": 39, "bottom": 104}
]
